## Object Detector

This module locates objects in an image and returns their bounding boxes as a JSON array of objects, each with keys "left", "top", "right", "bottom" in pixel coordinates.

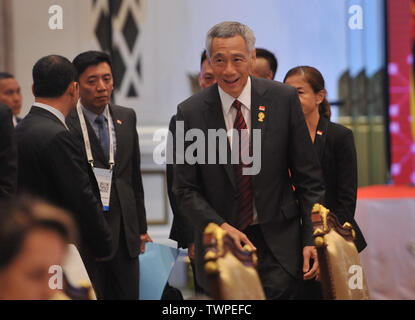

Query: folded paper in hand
[{"left": 139, "top": 242, "right": 180, "bottom": 300}]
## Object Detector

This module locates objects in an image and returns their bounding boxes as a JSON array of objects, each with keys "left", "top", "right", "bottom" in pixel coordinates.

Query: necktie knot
[
  {"left": 95, "top": 114, "right": 105, "bottom": 126},
  {"left": 232, "top": 100, "right": 242, "bottom": 112}
]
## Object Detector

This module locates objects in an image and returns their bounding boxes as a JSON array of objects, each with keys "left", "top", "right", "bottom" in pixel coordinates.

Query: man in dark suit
[
  {"left": 16, "top": 55, "right": 112, "bottom": 260},
  {"left": 173, "top": 21, "right": 325, "bottom": 299},
  {"left": 0, "top": 102, "right": 17, "bottom": 199},
  {"left": 66, "top": 51, "right": 151, "bottom": 300},
  {"left": 251, "top": 48, "right": 278, "bottom": 80},
  {"left": 0, "top": 72, "right": 23, "bottom": 127},
  {"left": 168, "top": 51, "right": 216, "bottom": 294}
]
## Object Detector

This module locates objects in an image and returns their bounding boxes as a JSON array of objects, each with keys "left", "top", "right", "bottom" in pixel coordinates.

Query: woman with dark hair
[
  {"left": 284, "top": 66, "right": 367, "bottom": 299},
  {"left": 0, "top": 196, "right": 76, "bottom": 300}
]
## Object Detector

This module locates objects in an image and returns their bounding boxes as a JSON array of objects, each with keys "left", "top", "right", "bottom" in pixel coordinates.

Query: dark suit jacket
[
  {"left": 0, "top": 103, "right": 17, "bottom": 199},
  {"left": 314, "top": 116, "right": 367, "bottom": 252},
  {"left": 66, "top": 104, "right": 147, "bottom": 259},
  {"left": 16, "top": 106, "right": 112, "bottom": 258},
  {"left": 167, "top": 115, "right": 194, "bottom": 248},
  {"left": 173, "top": 77, "right": 325, "bottom": 291}
]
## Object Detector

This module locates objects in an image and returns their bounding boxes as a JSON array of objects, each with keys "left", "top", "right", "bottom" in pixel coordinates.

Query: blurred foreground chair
[
  {"left": 203, "top": 223, "right": 265, "bottom": 300},
  {"left": 312, "top": 204, "right": 369, "bottom": 300},
  {"left": 52, "top": 272, "right": 96, "bottom": 300}
]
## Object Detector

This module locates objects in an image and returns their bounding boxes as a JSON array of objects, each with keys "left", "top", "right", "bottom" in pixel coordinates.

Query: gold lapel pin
[{"left": 258, "top": 111, "right": 265, "bottom": 122}]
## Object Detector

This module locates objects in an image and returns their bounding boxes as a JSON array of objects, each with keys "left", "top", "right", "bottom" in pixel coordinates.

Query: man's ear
[
  {"left": 66, "top": 81, "right": 79, "bottom": 99},
  {"left": 250, "top": 49, "right": 257, "bottom": 71},
  {"left": 252, "top": 48, "right": 257, "bottom": 60}
]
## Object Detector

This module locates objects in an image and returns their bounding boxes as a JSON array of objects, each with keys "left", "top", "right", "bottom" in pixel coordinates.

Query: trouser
[
  {"left": 81, "top": 223, "right": 139, "bottom": 300},
  {"left": 244, "top": 224, "right": 302, "bottom": 300}
]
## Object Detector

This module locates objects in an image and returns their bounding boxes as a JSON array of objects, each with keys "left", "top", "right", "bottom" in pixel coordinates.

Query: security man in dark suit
[
  {"left": 173, "top": 21, "right": 325, "bottom": 299},
  {"left": 16, "top": 55, "right": 112, "bottom": 260},
  {"left": 66, "top": 51, "right": 151, "bottom": 300}
]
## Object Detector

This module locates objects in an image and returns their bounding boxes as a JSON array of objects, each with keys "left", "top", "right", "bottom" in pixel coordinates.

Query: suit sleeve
[
  {"left": 49, "top": 131, "right": 113, "bottom": 258},
  {"left": 0, "top": 105, "right": 17, "bottom": 198},
  {"left": 167, "top": 115, "right": 194, "bottom": 247},
  {"left": 287, "top": 89, "right": 325, "bottom": 247},
  {"left": 173, "top": 105, "right": 226, "bottom": 233},
  {"left": 131, "top": 110, "right": 148, "bottom": 235},
  {"left": 333, "top": 129, "right": 357, "bottom": 223}
]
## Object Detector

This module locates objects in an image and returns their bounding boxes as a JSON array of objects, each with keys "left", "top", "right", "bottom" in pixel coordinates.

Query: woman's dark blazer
[{"left": 313, "top": 116, "right": 367, "bottom": 252}]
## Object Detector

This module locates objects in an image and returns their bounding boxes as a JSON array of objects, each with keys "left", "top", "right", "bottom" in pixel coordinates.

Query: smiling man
[
  {"left": 173, "top": 21, "right": 325, "bottom": 299},
  {"left": 66, "top": 51, "right": 151, "bottom": 300}
]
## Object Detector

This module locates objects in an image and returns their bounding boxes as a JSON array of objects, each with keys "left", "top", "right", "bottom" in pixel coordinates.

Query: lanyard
[{"left": 76, "top": 102, "right": 115, "bottom": 170}]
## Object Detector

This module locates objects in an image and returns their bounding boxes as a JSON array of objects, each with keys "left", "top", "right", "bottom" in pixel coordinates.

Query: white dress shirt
[
  {"left": 218, "top": 76, "right": 252, "bottom": 149},
  {"left": 218, "top": 76, "right": 258, "bottom": 225},
  {"left": 79, "top": 101, "right": 117, "bottom": 156}
]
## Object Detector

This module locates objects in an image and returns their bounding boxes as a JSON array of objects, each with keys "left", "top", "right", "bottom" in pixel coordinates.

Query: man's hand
[
  {"left": 303, "top": 245, "right": 319, "bottom": 280},
  {"left": 140, "top": 233, "right": 153, "bottom": 254},
  {"left": 188, "top": 243, "right": 195, "bottom": 260},
  {"left": 220, "top": 223, "right": 256, "bottom": 252}
]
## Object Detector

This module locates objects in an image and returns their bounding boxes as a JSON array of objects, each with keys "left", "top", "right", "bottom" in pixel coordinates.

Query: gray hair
[{"left": 206, "top": 21, "right": 256, "bottom": 58}]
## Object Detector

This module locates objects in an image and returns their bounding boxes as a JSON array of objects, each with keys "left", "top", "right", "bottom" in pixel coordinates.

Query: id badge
[{"left": 93, "top": 167, "right": 113, "bottom": 211}]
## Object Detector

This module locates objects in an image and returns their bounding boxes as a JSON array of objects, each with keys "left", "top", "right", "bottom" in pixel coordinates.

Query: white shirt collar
[
  {"left": 218, "top": 76, "right": 251, "bottom": 114},
  {"left": 33, "top": 102, "right": 68, "bottom": 129}
]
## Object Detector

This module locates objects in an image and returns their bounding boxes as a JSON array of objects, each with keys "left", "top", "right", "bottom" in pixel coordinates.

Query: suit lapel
[
  {"left": 203, "top": 86, "right": 236, "bottom": 190},
  {"left": 313, "top": 116, "right": 329, "bottom": 165},
  {"left": 109, "top": 104, "right": 124, "bottom": 174},
  {"left": 250, "top": 79, "right": 270, "bottom": 160}
]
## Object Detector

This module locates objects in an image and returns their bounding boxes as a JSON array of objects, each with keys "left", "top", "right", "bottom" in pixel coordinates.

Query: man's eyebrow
[{"left": 86, "top": 73, "right": 111, "bottom": 80}]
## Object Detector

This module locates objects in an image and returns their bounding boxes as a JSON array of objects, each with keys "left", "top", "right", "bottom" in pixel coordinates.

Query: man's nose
[
  {"left": 96, "top": 79, "right": 106, "bottom": 91},
  {"left": 13, "top": 92, "right": 22, "bottom": 102},
  {"left": 224, "top": 61, "right": 236, "bottom": 76}
]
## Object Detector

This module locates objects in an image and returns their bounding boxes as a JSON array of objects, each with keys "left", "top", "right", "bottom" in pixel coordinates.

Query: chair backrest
[
  {"left": 312, "top": 204, "right": 369, "bottom": 300},
  {"left": 203, "top": 223, "right": 265, "bottom": 300}
]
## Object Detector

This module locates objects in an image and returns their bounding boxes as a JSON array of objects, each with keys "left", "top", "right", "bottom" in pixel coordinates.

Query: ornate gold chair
[
  {"left": 203, "top": 223, "right": 265, "bottom": 300},
  {"left": 312, "top": 204, "right": 369, "bottom": 300}
]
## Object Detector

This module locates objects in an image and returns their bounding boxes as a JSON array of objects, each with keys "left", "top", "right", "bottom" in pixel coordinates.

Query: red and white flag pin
[
  {"left": 117, "top": 119, "right": 122, "bottom": 125},
  {"left": 317, "top": 130, "right": 323, "bottom": 136},
  {"left": 259, "top": 105, "right": 266, "bottom": 111}
]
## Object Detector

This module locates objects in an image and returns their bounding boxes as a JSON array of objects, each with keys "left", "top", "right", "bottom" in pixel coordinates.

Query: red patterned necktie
[{"left": 232, "top": 99, "right": 253, "bottom": 230}]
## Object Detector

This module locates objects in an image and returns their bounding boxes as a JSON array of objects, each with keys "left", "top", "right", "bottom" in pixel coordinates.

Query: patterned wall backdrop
[{"left": 91, "top": 0, "right": 145, "bottom": 106}]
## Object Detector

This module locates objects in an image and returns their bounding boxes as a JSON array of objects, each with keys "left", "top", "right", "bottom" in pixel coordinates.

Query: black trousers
[
  {"left": 81, "top": 223, "right": 140, "bottom": 300},
  {"left": 244, "top": 225, "right": 302, "bottom": 300},
  {"left": 190, "top": 259, "right": 205, "bottom": 295}
]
